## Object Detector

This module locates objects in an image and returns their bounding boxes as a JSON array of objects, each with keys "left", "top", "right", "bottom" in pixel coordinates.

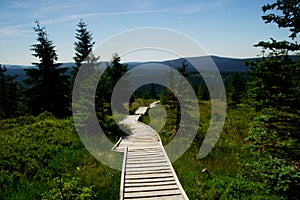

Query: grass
[
  {"left": 0, "top": 112, "right": 120, "bottom": 199},
  {"left": 141, "top": 101, "right": 260, "bottom": 198},
  {"left": 1, "top": 99, "right": 284, "bottom": 199}
]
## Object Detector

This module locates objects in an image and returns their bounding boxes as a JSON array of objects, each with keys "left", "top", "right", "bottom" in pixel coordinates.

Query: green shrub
[{"left": 42, "top": 175, "right": 96, "bottom": 200}]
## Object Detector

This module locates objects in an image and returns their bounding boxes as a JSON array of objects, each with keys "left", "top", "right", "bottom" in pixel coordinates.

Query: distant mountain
[
  {"left": 3, "top": 55, "right": 298, "bottom": 83},
  {"left": 4, "top": 63, "right": 75, "bottom": 83},
  {"left": 127, "top": 56, "right": 252, "bottom": 73}
]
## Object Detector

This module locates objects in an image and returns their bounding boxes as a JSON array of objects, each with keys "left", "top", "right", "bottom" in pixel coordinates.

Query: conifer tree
[
  {"left": 106, "top": 53, "right": 128, "bottom": 87},
  {"left": 72, "top": 19, "right": 95, "bottom": 79},
  {"left": 95, "top": 53, "right": 128, "bottom": 118},
  {"left": 25, "top": 21, "right": 70, "bottom": 117},
  {"left": 160, "top": 61, "right": 189, "bottom": 130},
  {"left": 198, "top": 82, "right": 209, "bottom": 101},
  {"left": 244, "top": 1, "right": 300, "bottom": 197},
  {"left": 227, "top": 72, "right": 246, "bottom": 106},
  {"left": 149, "top": 84, "right": 158, "bottom": 99},
  {"left": 248, "top": 0, "right": 299, "bottom": 111},
  {"left": 0, "top": 65, "right": 19, "bottom": 118}
]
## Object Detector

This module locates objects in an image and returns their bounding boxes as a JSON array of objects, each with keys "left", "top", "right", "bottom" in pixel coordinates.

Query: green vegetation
[
  {"left": 0, "top": 0, "right": 299, "bottom": 199},
  {"left": 24, "top": 21, "right": 70, "bottom": 117},
  {"left": 0, "top": 113, "right": 120, "bottom": 199},
  {"left": 72, "top": 19, "right": 96, "bottom": 80},
  {"left": 0, "top": 64, "right": 20, "bottom": 118}
]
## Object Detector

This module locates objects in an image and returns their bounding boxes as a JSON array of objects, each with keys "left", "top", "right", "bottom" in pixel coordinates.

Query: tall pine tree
[
  {"left": 72, "top": 19, "right": 96, "bottom": 79},
  {"left": 25, "top": 21, "right": 70, "bottom": 117}
]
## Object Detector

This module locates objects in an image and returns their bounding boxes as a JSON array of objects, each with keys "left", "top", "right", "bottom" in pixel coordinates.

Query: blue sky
[{"left": 0, "top": 0, "right": 292, "bottom": 65}]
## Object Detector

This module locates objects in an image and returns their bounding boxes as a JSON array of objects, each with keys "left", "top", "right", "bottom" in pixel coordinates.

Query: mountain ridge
[{"left": 3, "top": 55, "right": 298, "bottom": 82}]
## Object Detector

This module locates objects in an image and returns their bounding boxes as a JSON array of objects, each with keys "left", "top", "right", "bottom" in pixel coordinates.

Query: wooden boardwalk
[{"left": 114, "top": 104, "right": 189, "bottom": 200}]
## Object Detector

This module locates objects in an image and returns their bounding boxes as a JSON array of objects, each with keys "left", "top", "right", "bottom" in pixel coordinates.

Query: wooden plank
[
  {"left": 135, "top": 107, "right": 148, "bottom": 115},
  {"left": 125, "top": 180, "right": 176, "bottom": 187},
  {"left": 120, "top": 146, "right": 128, "bottom": 200},
  {"left": 128, "top": 149, "right": 163, "bottom": 152},
  {"left": 126, "top": 163, "right": 169, "bottom": 168},
  {"left": 117, "top": 105, "right": 189, "bottom": 200},
  {"left": 124, "top": 189, "right": 182, "bottom": 198},
  {"left": 126, "top": 166, "right": 171, "bottom": 172},
  {"left": 126, "top": 173, "right": 173, "bottom": 179},
  {"left": 126, "top": 159, "right": 168, "bottom": 165},
  {"left": 125, "top": 177, "right": 175, "bottom": 183},
  {"left": 129, "top": 147, "right": 162, "bottom": 151},
  {"left": 125, "top": 195, "right": 184, "bottom": 200},
  {"left": 125, "top": 184, "right": 179, "bottom": 192},
  {"left": 126, "top": 154, "right": 165, "bottom": 159},
  {"left": 127, "top": 152, "right": 163, "bottom": 156},
  {"left": 125, "top": 169, "right": 172, "bottom": 175}
]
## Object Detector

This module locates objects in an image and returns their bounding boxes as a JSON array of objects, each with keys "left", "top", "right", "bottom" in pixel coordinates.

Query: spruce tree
[
  {"left": 160, "top": 61, "right": 189, "bottom": 130},
  {"left": 227, "top": 72, "right": 246, "bottom": 106},
  {"left": 244, "top": 1, "right": 300, "bottom": 197},
  {"left": 72, "top": 19, "right": 95, "bottom": 79},
  {"left": 106, "top": 53, "right": 128, "bottom": 87},
  {"left": 198, "top": 82, "right": 209, "bottom": 101},
  {"left": 149, "top": 84, "right": 158, "bottom": 99},
  {"left": 0, "top": 65, "right": 20, "bottom": 118},
  {"left": 25, "top": 21, "right": 70, "bottom": 117},
  {"left": 247, "top": 0, "right": 299, "bottom": 111}
]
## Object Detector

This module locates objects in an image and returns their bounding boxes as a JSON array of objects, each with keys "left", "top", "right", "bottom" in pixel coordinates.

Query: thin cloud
[
  {"left": 40, "top": 9, "right": 170, "bottom": 25},
  {"left": 0, "top": 25, "right": 31, "bottom": 37},
  {"left": 105, "top": 9, "right": 170, "bottom": 15},
  {"left": 175, "top": 1, "right": 222, "bottom": 14},
  {"left": 6, "top": 1, "right": 34, "bottom": 9}
]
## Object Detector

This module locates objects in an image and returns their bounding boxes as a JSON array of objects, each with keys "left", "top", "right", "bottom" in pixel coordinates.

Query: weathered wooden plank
[
  {"left": 125, "top": 195, "right": 184, "bottom": 200},
  {"left": 126, "top": 163, "right": 170, "bottom": 168},
  {"left": 135, "top": 107, "right": 148, "bottom": 115},
  {"left": 125, "top": 169, "right": 172, "bottom": 175},
  {"left": 127, "top": 153, "right": 165, "bottom": 158},
  {"left": 125, "top": 184, "right": 179, "bottom": 192},
  {"left": 120, "top": 146, "right": 128, "bottom": 200},
  {"left": 126, "top": 158, "right": 166, "bottom": 163},
  {"left": 125, "top": 166, "right": 171, "bottom": 172},
  {"left": 125, "top": 180, "right": 177, "bottom": 187},
  {"left": 129, "top": 147, "right": 162, "bottom": 151},
  {"left": 124, "top": 189, "right": 182, "bottom": 198},
  {"left": 126, "top": 155, "right": 165, "bottom": 159},
  {"left": 125, "top": 177, "right": 175, "bottom": 183},
  {"left": 117, "top": 104, "right": 189, "bottom": 200},
  {"left": 126, "top": 159, "right": 168, "bottom": 165},
  {"left": 125, "top": 173, "right": 173, "bottom": 179}
]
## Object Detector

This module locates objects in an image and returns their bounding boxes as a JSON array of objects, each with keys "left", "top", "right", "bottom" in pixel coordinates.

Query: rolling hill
[{"left": 6, "top": 55, "right": 297, "bottom": 83}]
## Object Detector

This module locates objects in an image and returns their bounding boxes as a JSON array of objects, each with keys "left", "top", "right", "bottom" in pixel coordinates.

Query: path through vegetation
[{"left": 114, "top": 103, "right": 188, "bottom": 200}]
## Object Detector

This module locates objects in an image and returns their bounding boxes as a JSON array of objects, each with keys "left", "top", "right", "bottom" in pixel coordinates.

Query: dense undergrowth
[
  {"left": 1, "top": 100, "right": 299, "bottom": 199},
  {"left": 140, "top": 100, "right": 299, "bottom": 199},
  {"left": 0, "top": 112, "right": 120, "bottom": 199}
]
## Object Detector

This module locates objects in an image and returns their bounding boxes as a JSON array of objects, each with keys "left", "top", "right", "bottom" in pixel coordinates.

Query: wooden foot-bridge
[{"left": 113, "top": 102, "right": 189, "bottom": 200}]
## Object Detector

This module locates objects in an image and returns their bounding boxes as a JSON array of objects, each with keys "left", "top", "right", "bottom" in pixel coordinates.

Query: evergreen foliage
[
  {"left": 24, "top": 21, "right": 70, "bottom": 117},
  {"left": 0, "top": 65, "right": 20, "bottom": 118},
  {"left": 227, "top": 72, "right": 246, "bottom": 106},
  {"left": 244, "top": 1, "right": 300, "bottom": 198},
  {"left": 149, "top": 83, "right": 158, "bottom": 99},
  {"left": 197, "top": 82, "right": 209, "bottom": 101},
  {"left": 72, "top": 19, "right": 96, "bottom": 79}
]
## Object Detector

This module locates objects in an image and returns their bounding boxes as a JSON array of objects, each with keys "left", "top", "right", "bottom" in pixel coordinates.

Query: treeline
[{"left": 0, "top": 20, "right": 128, "bottom": 121}]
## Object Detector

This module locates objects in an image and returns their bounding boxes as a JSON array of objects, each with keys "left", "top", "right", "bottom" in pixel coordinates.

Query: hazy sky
[{"left": 0, "top": 0, "right": 292, "bottom": 65}]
